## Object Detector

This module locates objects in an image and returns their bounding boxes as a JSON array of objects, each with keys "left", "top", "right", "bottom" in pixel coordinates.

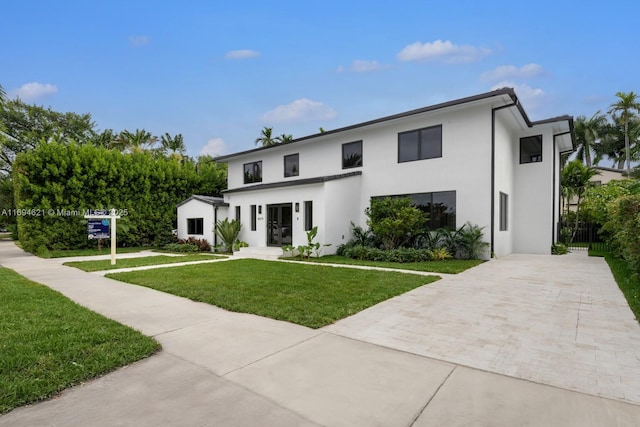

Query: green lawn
[
  {"left": 283, "top": 255, "right": 483, "bottom": 274},
  {"left": 0, "top": 267, "right": 159, "bottom": 414},
  {"left": 64, "top": 253, "right": 224, "bottom": 272},
  {"left": 42, "top": 246, "right": 151, "bottom": 259},
  {"left": 107, "top": 259, "right": 438, "bottom": 329}
]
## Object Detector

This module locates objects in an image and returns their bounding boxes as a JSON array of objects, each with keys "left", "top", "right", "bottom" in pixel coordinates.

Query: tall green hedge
[{"left": 13, "top": 142, "right": 219, "bottom": 254}]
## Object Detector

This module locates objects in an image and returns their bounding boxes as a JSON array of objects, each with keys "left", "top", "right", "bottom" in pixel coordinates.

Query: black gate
[{"left": 558, "top": 221, "right": 607, "bottom": 251}]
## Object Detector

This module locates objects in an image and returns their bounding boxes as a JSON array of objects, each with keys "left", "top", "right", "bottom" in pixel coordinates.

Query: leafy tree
[
  {"left": 255, "top": 126, "right": 276, "bottom": 146},
  {"left": 194, "top": 155, "right": 227, "bottom": 196},
  {"left": 581, "top": 179, "right": 640, "bottom": 225},
  {"left": 574, "top": 112, "right": 607, "bottom": 167},
  {"left": 608, "top": 91, "right": 640, "bottom": 174},
  {"left": 365, "top": 197, "right": 427, "bottom": 250},
  {"left": 0, "top": 98, "right": 95, "bottom": 173},
  {"left": 561, "top": 160, "right": 599, "bottom": 240}
]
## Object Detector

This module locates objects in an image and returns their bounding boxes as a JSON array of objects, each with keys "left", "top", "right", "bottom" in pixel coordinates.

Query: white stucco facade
[
  {"left": 176, "top": 195, "right": 228, "bottom": 248},
  {"left": 196, "top": 88, "right": 574, "bottom": 257}
]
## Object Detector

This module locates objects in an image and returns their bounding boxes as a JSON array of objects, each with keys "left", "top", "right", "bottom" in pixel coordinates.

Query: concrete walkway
[{"left": 1, "top": 241, "right": 639, "bottom": 426}]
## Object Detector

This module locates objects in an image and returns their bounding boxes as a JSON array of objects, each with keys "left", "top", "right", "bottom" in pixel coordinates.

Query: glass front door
[{"left": 267, "top": 203, "right": 292, "bottom": 246}]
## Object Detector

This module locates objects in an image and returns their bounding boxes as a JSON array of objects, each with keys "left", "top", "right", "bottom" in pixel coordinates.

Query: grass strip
[
  {"left": 64, "top": 254, "right": 224, "bottom": 272},
  {"left": 0, "top": 267, "right": 159, "bottom": 414},
  {"left": 108, "top": 259, "right": 437, "bottom": 329},
  {"left": 596, "top": 252, "right": 640, "bottom": 323},
  {"left": 282, "top": 255, "right": 483, "bottom": 274}
]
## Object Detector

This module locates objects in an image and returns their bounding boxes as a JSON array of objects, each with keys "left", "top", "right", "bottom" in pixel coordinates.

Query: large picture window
[
  {"left": 284, "top": 154, "right": 299, "bottom": 177},
  {"left": 520, "top": 135, "right": 542, "bottom": 163},
  {"left": 373, "top": 191, "right": 456, "bottom": 230},
  {"left": 398, "top": 125, "right": 442, "bottom": 163},
  {"left": 244, "top": 161, "right": 262, "bottom": 183},
  {"left": 187, "top": 218, "right": 204, "bottom": 235},
  {"left": 342, "top": 141, "right": 363, "bottom": 169}
]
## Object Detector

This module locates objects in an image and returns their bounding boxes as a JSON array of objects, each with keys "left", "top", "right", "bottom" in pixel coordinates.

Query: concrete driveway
[
  {"left": 324, "top": 251, "right": 640, "bottom": 405},
  {"left": 1, "top": 242, "right": 640, "bottom": 426}
]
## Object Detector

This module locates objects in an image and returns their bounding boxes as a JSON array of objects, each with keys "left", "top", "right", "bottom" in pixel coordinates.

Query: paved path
[
  {"left": 325, "top": 252, "right": 640, "bottom": 404},
  {"left": 1, "top": 241, "right": 639, "bottom": 426}
]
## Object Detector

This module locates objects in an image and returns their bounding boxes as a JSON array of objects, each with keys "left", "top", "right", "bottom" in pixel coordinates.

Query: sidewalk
[{"left": 1, "top": 241, "right": 639, "bottom": 426}]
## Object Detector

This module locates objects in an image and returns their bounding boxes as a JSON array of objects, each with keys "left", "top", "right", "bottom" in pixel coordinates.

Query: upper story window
[
  {"left": 342, "top": 141, "right": 363, "bottom": 169},
  {"left": 398, "top": 125, "right": 442, "bottom": 163},
  {"left": 284, "top": 154, "right": 299, "bottom": 177},
  {"left": 244, "top": 161, "right": 262, "bottom": 184},
  {"left": 520, "top": 135, "right": 542, "bottom": 163}
]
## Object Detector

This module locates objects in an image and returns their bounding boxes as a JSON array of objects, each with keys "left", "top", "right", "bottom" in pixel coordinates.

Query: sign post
[{"left": 84, "top": 209, "right": 121, "bottom": 265}]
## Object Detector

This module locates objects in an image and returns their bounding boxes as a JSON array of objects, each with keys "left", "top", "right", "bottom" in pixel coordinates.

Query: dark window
[
  {"left": 499, "top": 192, "right": 508, "bottom": 231},
  {"left": 250, "top": 205, "right": 257, "bottom": 231},
  {"left": 398, "top": 125, "right": 442, "bottom": 163},
  {"left": 520, "top": 135, "right": 542, "bottom": 163},
  {"left": 372, "top": 191, "right": 456, "bottom": 230},
  {"left": 235, "top": 206, "right": 241, "bottom": 221},
  {"left": 284, "top": 154, "right": 299, "bottom": 177},
  {"left": 187, "top": 218, "right": 203, "bottom": 235},
  {"left": 342, "top": 141, "right": 363, "bottom": 169},
  {"left": 244, "top": 161, "right": 262, "bottom": 183},
  {"left": 304, "top": 201, "right": 313, "bottom": 231}
]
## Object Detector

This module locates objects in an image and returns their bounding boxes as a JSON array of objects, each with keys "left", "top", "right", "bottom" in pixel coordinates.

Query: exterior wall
[
  {"left": 177, "top": 200, "right": 221, "bottom": 248},
  {"left": 512, "top": 126, "right": 556, "bottom": 254},
  {"left": 493, "top": 112, "right": 517, "bottom": 257}
]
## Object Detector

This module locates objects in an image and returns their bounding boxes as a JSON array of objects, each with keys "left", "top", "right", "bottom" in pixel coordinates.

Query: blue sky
[{"left": 2, "top": 0, "right": 638, "bottom": 158}]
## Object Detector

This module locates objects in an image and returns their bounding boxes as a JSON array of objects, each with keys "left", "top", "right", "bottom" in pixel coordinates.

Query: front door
[{"left": 267, "top": 204, "right": 293, "bottom": 246}]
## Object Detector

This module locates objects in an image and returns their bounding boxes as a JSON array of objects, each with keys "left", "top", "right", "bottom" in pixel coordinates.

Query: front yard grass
[
  {"left": 283, "top": 255, "right": 483, "bottom": 274},
  {"left": 591, "top": 250, "right": 640, "bottom": 323},
  {"left": 42, "top": 246, "right": 150, "bottom": 259},
  {"left": 107, "top": 259, "right": 437, "bottom": 329},
  {"left": 0, "top": 267, "right": 159, "bottom": 414},
  {"left": 64, "top": 253, "right": 224, "bottom": 272}
]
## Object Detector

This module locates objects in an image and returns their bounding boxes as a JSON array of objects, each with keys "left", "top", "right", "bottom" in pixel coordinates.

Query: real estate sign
[{"left": 87, "top": 219, "right": 110, "bottom": 239}]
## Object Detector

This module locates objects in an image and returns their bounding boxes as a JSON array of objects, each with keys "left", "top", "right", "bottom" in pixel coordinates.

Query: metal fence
[{"left": 558, "top": 221, "right": 607, "bottom": 251}]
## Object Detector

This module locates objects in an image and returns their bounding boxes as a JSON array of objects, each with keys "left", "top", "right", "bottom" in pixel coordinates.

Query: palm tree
[
  {"left": 574, "top": 112, "right": 606, "bottom": 167},
  {"left": 608, "top": 91, "right": 640, "bottom": 175},
  {"left": 561, "top": 160, "right": 599, "bottom": 241},
  {"left": 0, "top": 84, "right": 6, "bottom": 105},
  {"left": 593, "top": 120, "right": 626, "bottom": 168},
  {"left": 117, "top": 129, "right": 158, "bottom": 153},
  {"left": 160, "top": 132, "right": 186, "bottom": 160},
  {"left": 255, "top": 126, "right": 276, "bottom": 146},
  {"left": 275, "top": 133, "right": 293, "bottom": 144}
]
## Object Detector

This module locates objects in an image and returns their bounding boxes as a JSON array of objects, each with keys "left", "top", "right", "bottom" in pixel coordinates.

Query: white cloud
[
  {"left": 12, "top": 82, "right": 58, "bottom": 101},
  {"left": 129, "top": 35, "right": 150, "bottom": 47},
  {"left": 349, "top": 60, "right": 389, "bottom": 72},
  {"left": 396, "top": 39, "right": 491, "bottom": 63},
  {"left": 491, "top": 81, "right": 545, "bottom": 109},
  {"left": 262, "top": 98, "right": 337, "bottom": 123},
  {"left": 481, "top": 64, "right": 545, "bottom": 82},
  {"left": 200, "top": 138, "right": 227, "bottom": 157},
  {"left": 225, "top": 49, "right": 260, "bottom": 59}
]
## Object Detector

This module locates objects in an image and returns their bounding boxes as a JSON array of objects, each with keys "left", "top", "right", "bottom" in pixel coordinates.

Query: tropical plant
[
  {"left": 561, "top": 160, "right": 599, "bottom": 241},
  {"left": 214, "top": 218, "right": 241, "bottom": 253},
  {"left": 296, "top": 226, "right": 330, "bottom": 258},
  {"left": 457, "top": 222, "right": 490, "bottom": 260},
  {"left": 574, "top": 112, "right": 607, "bottom": 167},
  {"left": 608, "top": 91, "right": 640, "bottom": 174},
  {"left": 160, "top": 133, "right": 186, "bottom": 160},
  {"left": 275, "top": 133, "right": 293, "bottom": 144},
  {"left": 116, "top": 129, "right": 158, "bottom": 153},
  {"left": 255, "top": 126, "right": 277, "bottom": 146}
]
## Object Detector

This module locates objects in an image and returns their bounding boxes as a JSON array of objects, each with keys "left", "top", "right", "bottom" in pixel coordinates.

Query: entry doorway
[{"left": 267, "top": 203, "right": 293, "bottom": 246}]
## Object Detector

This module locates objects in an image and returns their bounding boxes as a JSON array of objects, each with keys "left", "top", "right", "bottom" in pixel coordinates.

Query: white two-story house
[{"left": 180, "top": 88, "right": 574, "bottom": 257}]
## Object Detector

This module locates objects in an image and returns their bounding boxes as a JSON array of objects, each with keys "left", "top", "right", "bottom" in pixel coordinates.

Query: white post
[{"left": 110, "top": 208, "right": 117, "bottom": 266}]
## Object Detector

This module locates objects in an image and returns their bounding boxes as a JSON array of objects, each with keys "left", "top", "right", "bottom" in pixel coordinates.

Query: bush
[
  {"left": 604, "top": 195, "right": 640, "bottom": 276},
  {"left": 551, "top": 243, "right": 569, "bottom": 255},
  {"left": 342, "top": 245, "right": 435, "bottom": 263},
  {"left": 163, "top": 243, "right": 198, "bottom": 252},
  {"left": 365, "top": 197, "right": 427, "bottom": 250}
]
